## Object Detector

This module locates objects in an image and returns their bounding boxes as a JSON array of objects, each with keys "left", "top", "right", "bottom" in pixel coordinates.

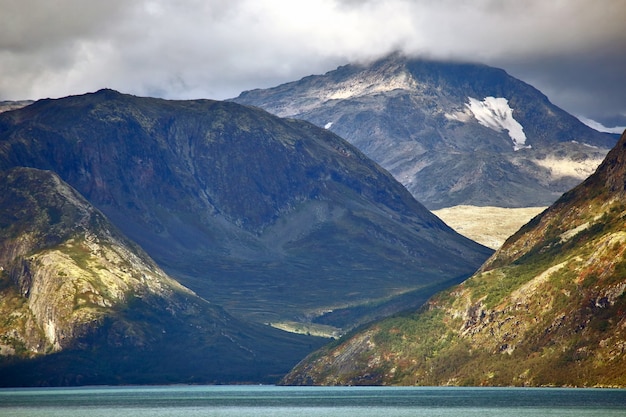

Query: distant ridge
[{"left": 233, "top": 54, "right": 616, "bottom": 209}]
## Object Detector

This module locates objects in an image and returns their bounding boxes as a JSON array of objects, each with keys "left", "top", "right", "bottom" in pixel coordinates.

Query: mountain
[
  {"left": 0, "top": 167, "right": 325, "bottom": 386},
  {"left": 0, "top": 89, "right": 491, "bottom": 337},
  {"left": 233, "top": 53, "right": 616, "bottom": 209},
  {"left": 281, "top": 131, "right": 626, "bottom": 387}
]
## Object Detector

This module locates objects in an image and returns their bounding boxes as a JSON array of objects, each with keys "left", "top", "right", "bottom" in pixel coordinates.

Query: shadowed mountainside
[
  {"left": 0, "top": 167, "right": 326, "bottom": 386},
  {"left": 0, "top": 89, "right": 492, "bottom": 335}
]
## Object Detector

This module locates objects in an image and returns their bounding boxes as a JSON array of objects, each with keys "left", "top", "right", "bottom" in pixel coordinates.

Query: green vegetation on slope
[
  {"left": 0, "top": 167, "right": 325, "bottom": 386},
  {"left": 282, "top": 132, "right": 626, "bottom": 387},
  {"left": 0, "top": 90, "right": 492, "bottom": 330}
]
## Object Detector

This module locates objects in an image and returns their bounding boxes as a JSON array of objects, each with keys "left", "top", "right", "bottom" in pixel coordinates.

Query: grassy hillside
[{"left": 282, "top": 132, "right": 626, "bottom": 387}]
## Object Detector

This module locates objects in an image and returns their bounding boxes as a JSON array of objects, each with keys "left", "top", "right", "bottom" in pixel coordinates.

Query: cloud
[
  {"left": 0, "top": 0, "right": 128, "bottom": 51},
  {"left": 577, "top": 116, "right": 626, "bottom": 135},
  {"left": 0, "top": 0, "right": 625, "bottom": 122}
]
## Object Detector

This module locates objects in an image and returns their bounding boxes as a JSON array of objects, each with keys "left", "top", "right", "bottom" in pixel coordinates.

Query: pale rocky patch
[
  {"left": 532, "top": 156, "right": 604, "bottom": 181},
  {"left": 432, "top": 205, "right": 547, "bottom": 249}
]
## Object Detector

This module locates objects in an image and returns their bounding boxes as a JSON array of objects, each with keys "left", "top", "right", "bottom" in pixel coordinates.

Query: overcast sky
[{"left": 1, "top": 0, "right": 625, "bottom": 130}]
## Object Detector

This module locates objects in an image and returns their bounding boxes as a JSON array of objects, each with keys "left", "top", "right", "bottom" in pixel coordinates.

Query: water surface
[{"left": 1, "top": 385, "right": 624, "bottom": 416}]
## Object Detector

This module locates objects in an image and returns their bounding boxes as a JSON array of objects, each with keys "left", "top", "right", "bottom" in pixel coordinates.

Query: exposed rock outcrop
[
  {"left": 282, "top": 132, "right": 626, "bottom": 387},
  {"left": 0, "top": 167, "right": 325, "bottom": 386}
]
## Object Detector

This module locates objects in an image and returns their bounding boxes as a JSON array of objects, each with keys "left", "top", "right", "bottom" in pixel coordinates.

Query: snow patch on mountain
[
  {"left": 577, "top": 116, "right": 626, "bottom": 134},
  {"left": 444, "top": 108, "right": 473, "bottom": 123},
  {"left": 466, "top": 97, "right": 529, "bottom": 151}
]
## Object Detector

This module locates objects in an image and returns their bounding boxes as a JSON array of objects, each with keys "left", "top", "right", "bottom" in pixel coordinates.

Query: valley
[
  {"left": 0, "top": 88, "right": 492, "bottom": 385},
  {"left": 432, "top": 205, "right": 546, "bottom": 249},
  {"left": 0, "top": 54, "right": 622, "bottom": 388},
  {"left": 282, "top": 131, "right": 626, "bottom": 388}
]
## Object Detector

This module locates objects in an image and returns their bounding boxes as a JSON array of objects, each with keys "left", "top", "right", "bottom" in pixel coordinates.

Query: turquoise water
[{"left": 0, "top": 385, "right": 625, "bottom": 416}]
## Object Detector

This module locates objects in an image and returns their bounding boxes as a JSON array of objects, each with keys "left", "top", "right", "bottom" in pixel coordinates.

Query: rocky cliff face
[
  {"left": 233, "top": 54, "right": 616, "bottom": 209},
  {"left": 0, "top": 167, "right": 189, "bottom": 354},
  {"left": 0, "top": 90, "right": 491, "bottom": 333},
  {"left": 282, "top": 131, "right": 626, "bottom": 388},
  {"left": 0, "top": 167, "right": 325, "bottom": 385}
]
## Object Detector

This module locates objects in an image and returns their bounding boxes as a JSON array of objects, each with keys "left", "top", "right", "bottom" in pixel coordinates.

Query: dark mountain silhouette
[{"left": 0, "top": 89, "right": 491, "bottom": 342}]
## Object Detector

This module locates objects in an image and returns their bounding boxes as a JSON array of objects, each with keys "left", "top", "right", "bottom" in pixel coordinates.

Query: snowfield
[{"left": 466, "top": 96, "right": 529, "bottom": 151}]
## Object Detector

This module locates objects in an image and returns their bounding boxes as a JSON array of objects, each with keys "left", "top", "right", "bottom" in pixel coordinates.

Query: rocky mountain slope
[
  {"left": 282, "top": 131, "right": 626, "bottom": 387},
  {"left": 0, "top": 167, "right": 325, "bottom": 386},
  {"left": 0, "top": 89, "right": 491, "bottom": 337},
  {"left": 233, "top": 53, "right": 616, "bottom": 209}
]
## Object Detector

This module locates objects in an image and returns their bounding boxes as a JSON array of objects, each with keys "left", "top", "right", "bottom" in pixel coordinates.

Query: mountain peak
[
  {"left": 595, "top": 130, "right": 626, "bottom": 196},
  {"left": 0, "top": 166, "right": 188, "bottom": 353},
  {"left": 233, "top": 56, "right": 616, "bottom": 209},
  {"left": 322, "top": 63, "right": 415, "bottom": 102}
]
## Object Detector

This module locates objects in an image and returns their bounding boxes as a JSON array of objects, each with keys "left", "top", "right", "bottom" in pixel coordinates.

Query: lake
[{"left": 0, "top": 385, "right": 625, "bottom": 416}]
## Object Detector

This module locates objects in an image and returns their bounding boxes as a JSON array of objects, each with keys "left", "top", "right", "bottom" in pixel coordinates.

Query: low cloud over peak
[{"left": 1, "top": 0, "right": 624, "bottom": 124}]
